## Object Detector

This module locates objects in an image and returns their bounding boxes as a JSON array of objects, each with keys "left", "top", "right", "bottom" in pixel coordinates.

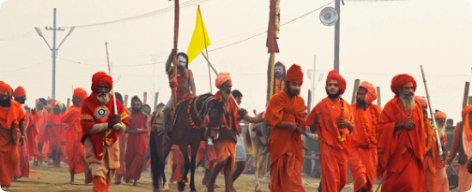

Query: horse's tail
[{"left": 245, "top": 123, "right": 253, "bottom": 154}]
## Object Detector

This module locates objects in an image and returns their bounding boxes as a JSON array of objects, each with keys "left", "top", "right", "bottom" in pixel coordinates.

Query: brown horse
[{"left": 150, "top": 93, "right": 224, "bottom": 192}]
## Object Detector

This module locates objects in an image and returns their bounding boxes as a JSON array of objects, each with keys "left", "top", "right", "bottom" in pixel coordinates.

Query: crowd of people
[{"left": 1, "top": 51, "right": 472, "bottom": 192}]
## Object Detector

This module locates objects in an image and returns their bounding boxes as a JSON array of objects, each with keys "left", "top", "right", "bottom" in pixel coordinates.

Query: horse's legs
[
  {"left": 178, "top": 145, "right": 191, "bottom": 191},
  {"left": 189, "top": 144, "right": 198, "bottom": 192},
  {"left": 150, "top": 131, "right": 161, "bottom": 190}
]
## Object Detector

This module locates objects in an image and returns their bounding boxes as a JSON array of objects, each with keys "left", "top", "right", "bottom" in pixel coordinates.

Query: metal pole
[
  {"left": 334, "top": 0, "right": 340, "bottom": 72},
  {"left": 52, "top": 8, "right": 57, "bottom": 99}
]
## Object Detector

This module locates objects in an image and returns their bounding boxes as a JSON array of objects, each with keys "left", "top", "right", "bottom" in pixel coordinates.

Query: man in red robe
[
  {"left": 12, "top": 86, "right": 30, "bottom": 180},
  {"left": 62, "top": 88, "right": 90, "bottom": 184},
  {"left": 36, "top": 98, "right": 49, "bottom": 165},
  {"left": 432, "top": 111, "right": 449, "bottom": 192},
  {"left": 376, "top": 74, "right": 425, "bottom": 191},
  {"left": 124, "top": 96, "right": 148, "bottom": 186},
  {"left": 0, "top": 81, "right": 25, "bottom": 189},
  {"left": 348, "top": 81, "right": 381, "bottom": 192},
  {"left": 112, "top": 92, "right": 129, "bottom": 185},
  {"left": 206, "top": 72, "right": 264, "bottom": 192},
  {"left": 306, "top": 70, "right": 354, "bottom": 192},
  {"left": 27, "top": 99, "right": 46, "bottom": 166},
  {"left": 80, "top": 71, "right": 129, "bottom": 192},
  {"left": 45, "top": 101, "right": 66, "bottom": 167}
]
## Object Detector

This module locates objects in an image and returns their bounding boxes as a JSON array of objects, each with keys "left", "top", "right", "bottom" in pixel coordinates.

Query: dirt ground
[{"left": 2, "top": 161, "right": 461, "bottom": 192}]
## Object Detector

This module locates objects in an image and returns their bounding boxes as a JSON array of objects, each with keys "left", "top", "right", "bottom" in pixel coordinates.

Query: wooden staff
[
  {"left": 66, "top": 98, "right": 70, "bottom": 108},
  {"left": 307, "top": 90, "right": 312, "bottom": 115},
  {"left": 469, "top": 96, "right": 472, "bottom": 105},
  {"left": 351, "top": 79, "right": 360, "bottom": 104},
  {"left": 420, "top": 65, "right": 443, "bottom": 159},
  {"left": 143, "top": 92, "right": 148, "bottom": 105},
  {"left": 170, "top": 0, "right": 180, "bottom": 109},
  {"left": 376, "top": 86, "right": 381, "bottom": 107},
  {"left": 124, "top": 95, "right": 129, "bottom": 108},
  {"left": 463, "top": 82, "right": 469, "bottom": 108},
  {"left": 154, "top": 92, "right": 159, "bottom": 110}
]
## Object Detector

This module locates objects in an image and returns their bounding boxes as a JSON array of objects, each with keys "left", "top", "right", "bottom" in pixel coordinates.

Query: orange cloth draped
[
  {"left": 124, "top": 112, "right": 147, "bottom": 180},
  {"left": 205, "top": 145, "right": 217, "bottom": 169},
  {"left": 61, "top": 105, "right": 85, "bottom": 174},
  {"left": 196, "top": 141, "right": 206, "bottom": 166},
  {"left": 269, "top": 150, "right": 304, "bottom": 192},
  {"left": 115, "top": 132, "right": 127, "bottom": 177},
  {"left": 36, "top": 109, "right": 49, "bottom": 159},
  {"left": 265, "top": 91, "right": 306, "bottom": 192},
  {"left": 459, "top": 164, "right": 472, "bottom": 192},
  {"left": 214, "top": 140, "right": 236, "bottom": 174},
  {"left": 306, "top": 97, "right": 353, "bottom": 192},
  {"left": 0, "top": 100, "right": 25, "bottom": 186},
  {"left": 348, "top": 103, "right": 381, "bottom": 192},
  {"left": 45, "top": 113, "right": 66, "bottom": 155},
  {"left": 376, "top": 98, "right": 425, "bottom": 192},
  {"left": 26, "top": 111, "right": 40, "bottom": 159},
  {"left": 15, "top": 110, "right": 30, "bottom": 178},
  {"left": 169, "top": 145, "right": 184, "bottom": 181}
]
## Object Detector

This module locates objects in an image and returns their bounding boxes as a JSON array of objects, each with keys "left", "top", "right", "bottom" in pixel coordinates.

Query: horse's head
[{"left": 205, "top": 98, "right": 225, "bottom": 128}]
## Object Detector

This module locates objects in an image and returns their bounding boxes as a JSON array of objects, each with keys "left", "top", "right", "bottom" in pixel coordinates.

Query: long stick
[
  {"left": 375, "top": 177, "right": 385, "bottom": 192},
  {"left": 463, "top": 82, "right": 470, "bottom": 108},
  {"left": 420, "top": 65, "right": 443, "bottom": 159},
  {"left": 105, "top": 41, "right": 118, "bottom": 115},
  {"left": 351, "top": 79, "right": 360, "bottom": 104}
]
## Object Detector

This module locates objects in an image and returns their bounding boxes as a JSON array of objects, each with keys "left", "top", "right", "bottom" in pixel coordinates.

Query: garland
[
  {"left": 425, "top": 119, "right": 434, "bottom": 152},
  {"left": 222, "top": 102, "right": 233, "bottom": 131},
  {"left": 187, "top": 96, "right": 202, "bottom": 130},
  {"left": 274, "top": 78, "right": 284, "bottom": 94},
  {"left": 357, "top": 105, "right": 378, "bottom": 148}
]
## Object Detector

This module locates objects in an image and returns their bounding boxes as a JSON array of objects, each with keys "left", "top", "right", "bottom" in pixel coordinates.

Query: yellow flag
[{"left": 187, "top": 5, "right": 211, "bottom": 64}]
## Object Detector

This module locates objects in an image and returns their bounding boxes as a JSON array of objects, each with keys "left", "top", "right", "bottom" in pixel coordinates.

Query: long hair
[{"left": 177, "top": 52, "right": 189, "bottom": 69}]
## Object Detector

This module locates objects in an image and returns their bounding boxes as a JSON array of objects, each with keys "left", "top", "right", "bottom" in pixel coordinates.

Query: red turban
[
  {"left": 434, "top": 111, "right": 447, "bottom": 120},
  {"left": 13, "top": 86, "right": 26, "bottom": 98},
  {"left": 215, "top": 72, "right": 231, "bottom": 89},
  {"left": 414, "top": 96, "right": 427, "bottom": 107},
  {"left": 73, "top": 88, "right": 88, "bottom": 101},
  {"left": 91, "top": 71, "right": 113, "bottom": 92},
  {"left": 0, "top": 81, "right": 12, "bottom": 96},
  {"left": 286, "top": 64, "right": 303, "bottom": 82},
  {"left": 326, "top": 70, "right": 346, "bottom": 94},
  {"left": 391, "top": 74, "right": 416, "bottom": 96},
  {"left": 359, "top": 81, "right": 377, "bottom": 104}
]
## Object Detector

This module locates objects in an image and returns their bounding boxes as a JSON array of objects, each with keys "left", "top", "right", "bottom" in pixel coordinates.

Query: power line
[
  {"left": 0, "top": 59, "right": 49, "bottom": 73},
  {"left": 57, "top": 57, "right": 165, "bottom": 67}
]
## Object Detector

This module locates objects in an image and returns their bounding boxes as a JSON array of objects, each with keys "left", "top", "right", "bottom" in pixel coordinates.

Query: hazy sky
[{"left": 1, "top": 0, "right": 472, "bottom": 122}]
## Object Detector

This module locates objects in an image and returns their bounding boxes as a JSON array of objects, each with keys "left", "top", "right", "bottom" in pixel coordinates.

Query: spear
[
  {"left": 105, "top": 41, "right": 118, "bottom": 115},
  {"left": 420, "top": 65, "right": 444, "bottom": 160}
]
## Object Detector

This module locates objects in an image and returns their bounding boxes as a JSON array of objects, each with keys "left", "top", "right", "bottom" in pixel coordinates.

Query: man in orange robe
[
  {"left": 32, "top": 98, "right": 48, "bottom": 165},
  {"left": 432, "top": 111, "right": 449, "bottom": 192},
  {"left": 62, "top": 88, "right": 90, "bottom": 184},
  {"left": 348, "top": 81, "right": 381, "bottom": 192},
  {"left": 80, "top": 72, "right": 129, "bottom": 192},
  {"left": 376, "top": 74, "right": 425, "bottom": 191},
  {"left": 124, "top": 96, "right": 149, "bottom": 186},
  {"left": 306, "top": 70, "right": 354, "bottom": 192},
  {"left": 206, "top": 72, "right": 264, "bottom": 192},
  {"left": 113, "top": 92, "right": 129, "bottom": 185},
  {"left": 45, "top": 101, "right": 66, "bottom": 167},
  {"left": 0, "top": 81, "right": 25, "bottom": 188},
  {"left": 265, "top": 64, "right": 307, "bottom": 192},
  {"left": 447, "top": 105, "right": 472, "bottom": 192},
  {"left": 12, "top": 86, "right": 30, "bottom": 179}
]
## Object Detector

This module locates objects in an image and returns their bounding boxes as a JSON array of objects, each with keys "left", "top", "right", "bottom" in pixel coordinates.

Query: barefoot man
[
  {"left": 206, "top": 72, "right": 264, "bottom": 192},
  {"left": 432, "top": 111, "right": 449, "bottom": 192},
  {"left": 62, "top": 88, "right": 90, "bottom": 184},
  {"left": 376, "top": 74, "right": 426, "bottom": 191},
  {"left": 80, "top": 72, "right": 129, "bottom": 192},
  {"left": 124, "top": 96, "right": 149, "bottom": 186},
  {"left": 348, "top": 81, "right": 382, "bottom": 192},
  {"left": 448, "top": 104, "right": 472, "bottom": 192},
  {"left": 0, "top": 81, "right": 25, "bottom": 189},
  {"left": 266, "top": 64, "right": 308, "bottom": 192},
  {"left": 13, "top": 86, "right": 30, "bottom": 180}
]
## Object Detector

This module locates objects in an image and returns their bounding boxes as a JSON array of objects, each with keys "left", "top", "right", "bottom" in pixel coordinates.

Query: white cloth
[{"left": 235, "top": 135, "right": 247, "bottom": 162}]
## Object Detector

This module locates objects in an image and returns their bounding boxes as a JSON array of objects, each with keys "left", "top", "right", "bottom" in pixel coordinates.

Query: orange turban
[
  {"left": 461, "top": 105, "right": 472, "bottom": 142},
  {"left": 0, "top": 81, "right": 12, "bottom": 96},
  {"left": 73, "top": 88, "right": 88, "bottom": 101},
  {"left": 434, "top": 111, "right": 447, "bottom": 120},
  {"left": 326, "top": 70, "right": 346, "bottom": 94},
  {"left": 286, "top": 64, "right": 303, "bottom": 82},
  {"left": 359, "top": 81, "right": 377, "bottom": 104},
  {"left": 91, "top": 71, "right": 113, "bottom": 92},
  {"left": 414, "top": 96, "right": 427, "bottom": 107},
  {"left": 391, "top": 74, "right": 416, "bottom": 96},
  {"left": 215, "top": 72, "right": 231, "bottom": 89},
  {"left": 13, "top": 86, "right": 26, "bottom": 98}
]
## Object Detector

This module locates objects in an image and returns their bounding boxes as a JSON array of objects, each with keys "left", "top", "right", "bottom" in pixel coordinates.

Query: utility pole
[
  {"left": 334, "top": 0, "right": 341, "bottom": 72},
  {"left": 35, "top": 8, "right": 75, "bottom": 99}
]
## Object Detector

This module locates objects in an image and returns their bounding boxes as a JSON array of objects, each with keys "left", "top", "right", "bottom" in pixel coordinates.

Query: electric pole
[
  {"left": 35, "top": 8, "right": 75, "bottom": 99},
  {"left": 334, "top": 0, "right": 341, "bottom": 72}
]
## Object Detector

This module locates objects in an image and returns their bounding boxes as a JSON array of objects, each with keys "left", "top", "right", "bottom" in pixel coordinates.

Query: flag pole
[{"left": 198, "top": 5, "right": 212, "bottom": 93}]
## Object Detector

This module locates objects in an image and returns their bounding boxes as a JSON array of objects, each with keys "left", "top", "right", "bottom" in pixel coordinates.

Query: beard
[
  {"left": 275, "top": 71, "right": 282, "bottom": 78},
  {"left": 221, "top": 90, "right": 232, "bottom": 102},
  {"left": 437, "top": 124, "right": 446, "bottom": 138},
  {"left": 356, "top": 99, "right": 366, "bottom": 108},
  {"left": 132, "top": 108, "right": 142, "bottom": 114},
  {"left": 177, "top": 65, "right": 186, "bottom": 71},
  {"left": 326, "top": 88, "right": 340, "bottom": 99},
  {"left": 96, "top": 93, "right": 111, "bottom": 105},
  {"left": 0, "top": 99, "right": 11, "bottom": 107},
  {"left": 400, "top": 92, "right": 415, "bottom": 111}
]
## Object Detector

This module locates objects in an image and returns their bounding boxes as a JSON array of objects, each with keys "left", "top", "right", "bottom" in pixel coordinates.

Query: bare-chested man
[{"left": 163, "top": 51, "right": 196, "bottom": 132}]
